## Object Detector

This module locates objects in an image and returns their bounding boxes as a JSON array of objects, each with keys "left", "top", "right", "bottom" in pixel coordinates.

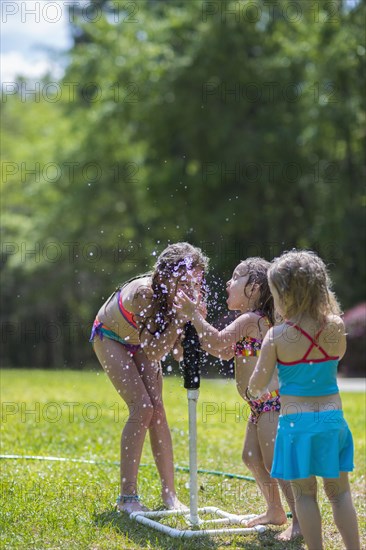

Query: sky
[
  {"left": 0, "top": 0, "right": 361, "bottom": 84},
  {"left": 1, "top": 0, "right": 72, "bottom": 83}
]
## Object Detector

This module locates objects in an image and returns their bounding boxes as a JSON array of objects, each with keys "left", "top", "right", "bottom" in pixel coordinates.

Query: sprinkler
[{"left": 130, "top": 322, "right": 266, "bottom": 538}]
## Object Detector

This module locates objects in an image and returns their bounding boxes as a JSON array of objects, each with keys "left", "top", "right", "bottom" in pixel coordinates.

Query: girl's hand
[{"left": 174, "top": 290, "right": 199, "bottom": 319}]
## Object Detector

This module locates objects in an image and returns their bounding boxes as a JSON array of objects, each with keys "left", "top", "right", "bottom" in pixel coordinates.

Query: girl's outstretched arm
[
  {"left": 248, "top": 328, "right": 277, "bottom": 398},
  {"left": 175, "top": 291, "right": 253, "bottom": 351}
]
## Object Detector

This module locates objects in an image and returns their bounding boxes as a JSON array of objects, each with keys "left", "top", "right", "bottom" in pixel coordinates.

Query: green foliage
[{"left": 1, "top": 0, "right": 365, "bottom": 366}]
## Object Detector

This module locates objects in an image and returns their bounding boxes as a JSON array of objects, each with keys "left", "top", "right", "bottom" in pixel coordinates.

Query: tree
[{"left": 2, "top": 0, "right": 365, "bottom": 367}]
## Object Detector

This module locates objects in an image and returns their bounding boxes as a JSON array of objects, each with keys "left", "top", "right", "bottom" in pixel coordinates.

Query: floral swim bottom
[{"left": 248, "top": 393, "right": 281, "bottom": 424}]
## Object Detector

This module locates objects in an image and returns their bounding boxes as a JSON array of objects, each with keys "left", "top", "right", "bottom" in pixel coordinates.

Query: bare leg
[
  {"left": 134, "top": 349, "right": 187, "bottom": 510},
  {"left": 257, "top": 412, "right": 301, "bottom": 540},
  {"left": 275, "top": 478, "right": 302, "bottom": 540},
  {"left": 291, "top": 477, "right": 323, "bottom": 550},
  {"left": 242, "top": 419, "right": 287, "bottom": 527},
  {"left": 323, "top": 473, "right": 360, "bottom": 550},
  {"left": 93, "top": 339, "right": 153, "bottom": 513}
]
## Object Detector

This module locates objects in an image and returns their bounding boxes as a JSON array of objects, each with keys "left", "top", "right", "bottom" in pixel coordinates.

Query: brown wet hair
[{"left": 237, "top": 257, "right": 275, "bottom": 326}]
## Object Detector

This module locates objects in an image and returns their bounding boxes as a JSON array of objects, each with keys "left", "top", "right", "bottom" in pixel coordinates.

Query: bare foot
[
  {"left": 162, "top": 492, "right": 189, "bottom": 511},
  {"left": 243, "top": 510, "right": 287, "bottom": 527},
  {"left": 276, "top": 522, "right": 302, "bottom": 541},
  {"left": 116, "top": 499, "right": 149, "bottom": 515}
]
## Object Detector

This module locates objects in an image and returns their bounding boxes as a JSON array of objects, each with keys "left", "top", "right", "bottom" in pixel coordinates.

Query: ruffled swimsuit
[{"left": 234, "top": 312, "right": 280, "bottom": 424}]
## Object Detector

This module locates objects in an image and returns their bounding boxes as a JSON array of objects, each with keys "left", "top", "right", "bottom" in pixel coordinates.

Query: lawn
[{"left": 1, "top": 369, "right": 365, "bottom": 549}]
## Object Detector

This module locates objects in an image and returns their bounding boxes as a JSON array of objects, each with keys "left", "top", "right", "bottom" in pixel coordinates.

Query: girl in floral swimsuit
[{"left": 175, "top": 258, "right": 300, "bottom": 540}]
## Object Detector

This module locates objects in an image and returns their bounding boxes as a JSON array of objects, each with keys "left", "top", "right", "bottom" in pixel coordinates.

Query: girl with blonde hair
[{"left": 248, "top": 250, "right": 360, "bottom": 550}]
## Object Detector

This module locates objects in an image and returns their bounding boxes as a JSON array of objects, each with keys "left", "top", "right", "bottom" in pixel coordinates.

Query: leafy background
[{"left": 1, "top": 0, "right": 365, "bottom": 369}]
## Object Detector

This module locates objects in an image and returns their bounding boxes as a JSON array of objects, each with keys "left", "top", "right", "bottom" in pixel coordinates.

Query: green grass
[{"left": 1, "top": 369, "right": 365, "bottom": 549}]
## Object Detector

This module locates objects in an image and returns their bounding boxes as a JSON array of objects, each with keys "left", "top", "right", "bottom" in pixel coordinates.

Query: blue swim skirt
[{"left": 271, "top": 410, "right": 354, "bottom": 480}]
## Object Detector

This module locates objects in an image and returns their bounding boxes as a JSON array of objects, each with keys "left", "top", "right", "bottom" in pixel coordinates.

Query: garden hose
[{"left": 0, "top": 453, "right": 255, "bottom": 480}]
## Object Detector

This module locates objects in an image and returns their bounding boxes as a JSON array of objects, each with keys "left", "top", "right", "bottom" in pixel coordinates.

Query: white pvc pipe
[
  {"left": 187, "top": 388, "right": 199, "bottom": 526},
  {"left": 129, "top": 378, "right": 268, "bottom": 537},
  {"left": 130, "top": 512, "right": 265, "bottom": 538},
  {"left": 129, "top": 506, "right": 256, "bottom": 520}
]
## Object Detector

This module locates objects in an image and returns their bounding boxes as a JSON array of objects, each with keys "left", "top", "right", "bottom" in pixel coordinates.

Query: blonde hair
[{"left": 268, "top": 250, "right": 341, "bottom": 325}]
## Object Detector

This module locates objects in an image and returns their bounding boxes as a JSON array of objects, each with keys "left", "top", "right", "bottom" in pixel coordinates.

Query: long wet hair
[
  {"left": 268, "top": 250, "right": 341, "bottom": 326},
  {"left": 140, "top": 242, "right": 209, "bottom": 336},
  {"left": 237, "top": 257, "right": 275, "bottom": 326}
]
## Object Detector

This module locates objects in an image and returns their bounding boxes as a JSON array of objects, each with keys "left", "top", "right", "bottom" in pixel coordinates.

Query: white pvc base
[
  {"left": 130, "top": 387, "right": 266, "bottom": 538},
  {"left": 130, "top": 506, "right": 266, "bottom": 538}
]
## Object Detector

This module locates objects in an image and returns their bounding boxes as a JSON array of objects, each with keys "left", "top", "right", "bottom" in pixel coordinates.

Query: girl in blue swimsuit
[
  {"left": 249, "top": 250, "right": 360, "bottom": 550},
  {"left": 90, "top": 242, "right": 209, "bottom": 513}
]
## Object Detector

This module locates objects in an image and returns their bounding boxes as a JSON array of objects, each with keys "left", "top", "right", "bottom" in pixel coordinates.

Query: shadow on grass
[{"left": 94, "top": 508, "right": 305, "bottom": 549}]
